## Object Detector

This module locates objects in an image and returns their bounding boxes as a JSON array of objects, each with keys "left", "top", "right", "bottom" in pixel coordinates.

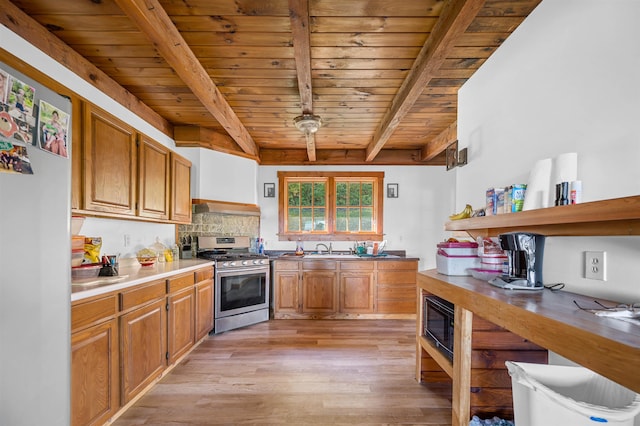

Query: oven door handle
[{"left": 215, "top": 266, "right": 269, "bottom": 275}]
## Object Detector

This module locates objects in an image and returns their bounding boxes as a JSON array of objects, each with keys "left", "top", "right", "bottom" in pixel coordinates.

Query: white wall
[
  {"left": 258, "top": 165, "right": 455, "bottom": 270},
  {"left": 186, "top": 148, "right": 258, "bottom": 203},
  {"left": 457, "top": 0, "right": 640, "bottom": 302}
]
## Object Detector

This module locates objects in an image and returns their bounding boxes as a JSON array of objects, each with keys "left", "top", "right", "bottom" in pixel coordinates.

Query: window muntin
[
  {"left": 278, "top": 172, "right": 384, "bottom": 241},
  {"left": 285, "top": 179, "right": 327, "bottom": 232},
  {"left": 335, "top": 180, "right": 375, "bottom": 233}
]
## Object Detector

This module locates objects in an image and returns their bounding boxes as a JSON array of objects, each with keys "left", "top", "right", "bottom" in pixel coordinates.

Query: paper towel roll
[
  {"left": 522, "top": 158, "right": 552, "bottom": 211},
  {"left": 552, "top": 152, "right": 578, "bottom": 185}
]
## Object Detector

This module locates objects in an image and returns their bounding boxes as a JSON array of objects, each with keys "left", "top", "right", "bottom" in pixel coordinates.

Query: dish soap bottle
[{"left": 295, "top": 239, "right": 304, "bottom": 256}]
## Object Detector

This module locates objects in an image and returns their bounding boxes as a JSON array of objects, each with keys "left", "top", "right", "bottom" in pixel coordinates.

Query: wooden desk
[{"left": 417, "top": 269, "right": 640, "bottom": 426}]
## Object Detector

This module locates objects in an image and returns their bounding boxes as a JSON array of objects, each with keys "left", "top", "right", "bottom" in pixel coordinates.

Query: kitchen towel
[{"left": 523, "top": 158, "right": 552, "bottom": 211}]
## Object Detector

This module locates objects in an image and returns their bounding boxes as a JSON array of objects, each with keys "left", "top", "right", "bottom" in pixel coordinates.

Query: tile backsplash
[{"left": 178, "top": 212, "right": 260, "bottom": 254}]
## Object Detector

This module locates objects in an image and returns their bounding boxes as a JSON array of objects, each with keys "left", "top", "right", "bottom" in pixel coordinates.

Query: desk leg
[{"left": 452, "top": 306, "right": 473, "bottom": 426}]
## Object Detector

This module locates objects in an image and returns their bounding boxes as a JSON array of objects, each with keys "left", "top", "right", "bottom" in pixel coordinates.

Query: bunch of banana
[{"left": 449, "top": 204, "right": 473, "bottom": 221}]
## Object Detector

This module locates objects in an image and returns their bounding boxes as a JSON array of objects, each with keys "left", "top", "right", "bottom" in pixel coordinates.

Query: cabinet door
[
  {"left": 83, "top": 104, "right": 137, "bottom": 215},
  {"left": 170, "top": 152, "right": 192, "bottom": 223},
  {"left": 168, "top": 286, "right": 195, "bottom": 364},
  {"left": 274, "top": 271, "right": 300, "bottom": 314},
  {"left": 340, "top": 272, "right": 374, "bottom": 313},
  {"left": 195, "top": 276, "right": 214, "bottom": 340},
  {"left": 71, "top": 319, "right": 119, "bottom": 426},
  {"left": 302, "top": 271, "right": 337, "bottom": 313},
  {"left": 138, "top": 135, "right": 170, "bottom": 220},
  {"left": 120, "top": 299, "right": 166, "bottom": 405}
]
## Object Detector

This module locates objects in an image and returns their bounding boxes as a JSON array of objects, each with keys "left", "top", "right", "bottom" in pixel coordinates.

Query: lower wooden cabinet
[
  {"left": 167, "top": 272, "right": 196, "bottom": 364},
  {"left": 195, "top": 268, "right": 214, "bottom": 340},
  {"left": 72, "top": 266, "right": 214, "bottom": 425},
  {"left": 273, "top": 261, "right": 300, "bottom": 314},
  {"left": 339, "top": 262, "right": 374, "bottom": 313},
  {"left": 120, "top": 298, "right": 167, "bottom": 404},
  {"left": 273, "top": 259, "right": 417, "bottom": 318},
  {"left": 71, "top": 294, "right": 119, "bottom": 426},
  {"left": 377, "top": 260, "right": 418, "bottom": 314},
  {"left": 302, "top": 270, "right": 337, "bottom": 313}
]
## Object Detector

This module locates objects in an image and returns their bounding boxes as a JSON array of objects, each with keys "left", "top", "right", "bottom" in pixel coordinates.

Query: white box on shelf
[{"left": 436, "top": 250, "right": 479, "bottom": 276}]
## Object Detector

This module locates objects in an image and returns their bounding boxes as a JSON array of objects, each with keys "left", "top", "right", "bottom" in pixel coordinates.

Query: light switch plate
[{"left": 584, "top": 251, "right": 606, "bottom": 281}]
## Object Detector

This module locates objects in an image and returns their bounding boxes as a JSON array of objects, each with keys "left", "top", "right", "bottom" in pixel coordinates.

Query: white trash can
[{"left": 506, "top": 361, "right": 640, "bottom": 426}]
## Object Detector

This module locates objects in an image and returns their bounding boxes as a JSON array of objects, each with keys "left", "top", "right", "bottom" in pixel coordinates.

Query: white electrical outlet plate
[{"left": 584, "top": 251, "right": 606, "bottom": 281}]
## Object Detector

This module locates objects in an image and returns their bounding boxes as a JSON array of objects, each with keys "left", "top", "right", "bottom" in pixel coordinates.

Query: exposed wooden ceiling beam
[
  {"left": 113, "top": 0, "right": 259, "bottom": 157},
  {"left": 0, "top": 0, "right": 171, "bottom": 135},
  {"left": 260, "top": 148, "right": 446, "bottom": 166},
  {"left": 289, "top": 0, "right": 313, "bottom": 114},
  {"left": 174, "top": 126, "right": 259, "bottom": 161},
  {"left": 289, "top": 0, "right": 316, "bottom": 162},
  {"left": 365, "top": 0, "right": 486, "bottom": 162},
  {"left": 422, "top": 120, "right": 457, "bottom": 161}
]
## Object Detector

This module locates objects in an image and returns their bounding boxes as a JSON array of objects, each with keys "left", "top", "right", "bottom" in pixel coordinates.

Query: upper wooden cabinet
[
  {"left": 73, "top": 102, "right": 192, "bottom": 224},
  {"left": 170, "top": 152, "right": 192, "bottom": 223},
  {"left": 82, "top": 103, "right": 137, "bottom": 216},
  {"left": 138, "top": 134, "right": 171, "bottom": 220}
]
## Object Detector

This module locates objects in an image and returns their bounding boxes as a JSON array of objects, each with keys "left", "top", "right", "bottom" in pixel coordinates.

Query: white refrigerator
[{"left": 0, "top": 62, "right": 71, "bottom": 424}]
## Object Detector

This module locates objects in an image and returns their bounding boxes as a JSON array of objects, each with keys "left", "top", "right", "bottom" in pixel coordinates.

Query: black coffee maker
[{"left": 489, "top": 232, "right": 545, "bottom": 290}]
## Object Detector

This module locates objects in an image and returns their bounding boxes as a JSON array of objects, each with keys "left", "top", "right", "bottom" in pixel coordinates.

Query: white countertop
[{"left": 71, "top": 258, "right": 214, "bottom": 302}]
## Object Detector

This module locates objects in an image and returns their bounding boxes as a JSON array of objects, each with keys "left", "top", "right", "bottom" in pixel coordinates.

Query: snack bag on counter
[
  {"left": 477, "top": 236, "right": 504, "bottom": 257},
  {"left": 84, "top": 236, "right": 102, "bottom": 264}
]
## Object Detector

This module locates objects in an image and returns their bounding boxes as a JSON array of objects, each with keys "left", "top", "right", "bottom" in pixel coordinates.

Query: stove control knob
[
  {"left": 228, "top": 261, "right": 236, "bottom": 267},
  {"left": 242, "top": 260, "right": 249, "bottom": 266}
]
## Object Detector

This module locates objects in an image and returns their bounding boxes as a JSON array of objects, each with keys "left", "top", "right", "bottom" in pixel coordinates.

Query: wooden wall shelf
[{"left": 445, "top": 195, "right": 640, "bottom": 237}]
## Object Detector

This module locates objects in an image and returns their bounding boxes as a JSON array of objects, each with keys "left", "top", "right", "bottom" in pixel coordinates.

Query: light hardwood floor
[{"left": 112, "top": 319, "right": 452, "bottom": 425}]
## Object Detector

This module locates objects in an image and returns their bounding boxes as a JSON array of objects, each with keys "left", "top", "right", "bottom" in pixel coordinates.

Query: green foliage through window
[
  {"left": 286, "top": 180, "right": 327, "bottom": 232},
  {"left": 278, "top": 172, "right": 383, "bottom": 240}
]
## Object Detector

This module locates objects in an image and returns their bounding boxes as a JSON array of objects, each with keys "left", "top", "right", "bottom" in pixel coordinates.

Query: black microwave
[{"left": 423, "top": 296, "right": 455, "bottom": 360}]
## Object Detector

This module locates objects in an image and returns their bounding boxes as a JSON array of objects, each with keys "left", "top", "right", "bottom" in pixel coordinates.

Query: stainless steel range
[{"left": 197, "top": 236, "right": 270, "bottom": 334}]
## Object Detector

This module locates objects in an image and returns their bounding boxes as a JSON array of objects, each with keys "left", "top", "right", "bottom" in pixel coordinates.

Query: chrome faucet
[{"left": 315, "top": 242, "right": 332, "bottom": 254}]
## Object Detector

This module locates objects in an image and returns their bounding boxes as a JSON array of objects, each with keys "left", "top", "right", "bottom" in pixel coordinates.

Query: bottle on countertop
[
  {"left": 295, "top": 239, "right": 304, "bottom": 256},
  {"left": 258, "top": 238, "right": 265, "bottom": 255}
]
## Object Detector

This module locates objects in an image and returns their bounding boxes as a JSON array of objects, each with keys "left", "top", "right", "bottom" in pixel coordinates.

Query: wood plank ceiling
[{"left": 2, "top": 0, "right": 541, "bottom": 165}]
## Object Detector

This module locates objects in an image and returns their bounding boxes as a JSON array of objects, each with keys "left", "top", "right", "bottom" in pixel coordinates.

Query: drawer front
[
  {"left": 71, "top": 294, "right": 118, "bottom": 332},
  {"left": 339, "top": 261, "right": 374, "bottom": 271},
  {"left": 302, "top": 260, "right": 337, "bottom": 270},
  {"left": 377, "top": 260, "right": 418, "bottom": 271},
  {"left": 378, "top": 270, "right": 417, "bottom": 285},
  {"left": 120, "top": 279, "right": 166, "bottom": 312},
  {"left": 195, "top": 267, "right": 213, "bottom": 282},
  {"left": 377, "top": 285, "right": 416, "bottom": 299},
  {"left": 274, "top": 260, "right": 300, "bottom": 271},
  {"left": 168, "top": 272, "right": 195, "bottom": 293}
]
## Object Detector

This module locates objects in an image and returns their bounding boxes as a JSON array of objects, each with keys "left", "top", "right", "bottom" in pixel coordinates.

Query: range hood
[{"left": 193, "top": 199, "right": 261, "bottom": 216}]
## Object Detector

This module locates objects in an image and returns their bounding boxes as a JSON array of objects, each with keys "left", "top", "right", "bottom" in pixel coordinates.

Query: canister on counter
[{"left": 512, "top": 184, "right": 527, "bottom": 212}]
